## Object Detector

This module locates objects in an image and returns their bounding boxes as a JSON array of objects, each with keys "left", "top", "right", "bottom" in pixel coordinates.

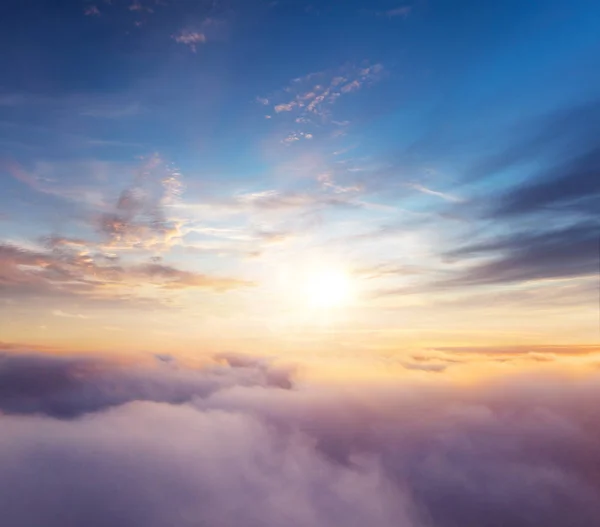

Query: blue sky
[
  {"left": 0, "top": 0, "right": 598, "bottom": 361},
  {"left": 3, "top": 4, "right": 600, "bottom": 525}
]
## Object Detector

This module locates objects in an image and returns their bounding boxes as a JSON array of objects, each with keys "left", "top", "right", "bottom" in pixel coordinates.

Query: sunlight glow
[{"left": 304, "top": 269, "right": 353, "bottom": 309}]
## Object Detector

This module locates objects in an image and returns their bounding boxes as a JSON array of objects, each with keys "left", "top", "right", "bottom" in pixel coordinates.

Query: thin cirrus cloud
[
  {"left": 442, "top": 222, "right": 599, "bottom": 286},
  {"left": 408, "top": 183, "right": 464, "bottom": 203},
  {"left": 51, "top": 309, "right": 91, "bottom": 319},
  {"left": 383, "top": 6, "right": 412, "bottom": 18},
  {"left": 432, "top": 344, "right": 600, "bottom": 356},
  {"left": 463, "top": 99, "right": 600, "bottom": 220},
  {"left": 492, "top": 146, "right": 600, "bottom": 217},
  {"left": 0, "top": 351, "right": 599, "bottom": 527},
  {"left": 135, "top": 263, "right": 252, "bottom": 291}
]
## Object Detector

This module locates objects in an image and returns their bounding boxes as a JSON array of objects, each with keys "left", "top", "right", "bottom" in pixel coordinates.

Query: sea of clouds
[{"left": 0, "top": 351, "right": 599, "bottom": 527}]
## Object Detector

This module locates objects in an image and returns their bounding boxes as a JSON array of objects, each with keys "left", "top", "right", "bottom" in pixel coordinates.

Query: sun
[
  {"left": 304, "top": 269, "right": 353, "bottom": 309},
  {"left": 269, "top": 258, "right": 356, "bottom": 315}
]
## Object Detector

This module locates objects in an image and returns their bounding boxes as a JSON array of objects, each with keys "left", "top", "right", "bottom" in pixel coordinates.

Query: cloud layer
[{"left": 1, "top": 351, "right": 599, "bottom": 527}]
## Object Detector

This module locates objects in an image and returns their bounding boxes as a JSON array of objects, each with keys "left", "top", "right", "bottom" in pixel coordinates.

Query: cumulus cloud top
[{"left": 0, "top": 351, "right": 599, "bottom": 527}]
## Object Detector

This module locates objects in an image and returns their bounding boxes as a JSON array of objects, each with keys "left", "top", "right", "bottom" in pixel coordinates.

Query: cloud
[
  {"left": 0, "top": 352, "right": 292, "bottom": 418},
  {"left": 3, "top": 158, "right": 129, "bottom": 207},
  {"left": 409, "top": 183, "right": 464, "bottom": 203},
  {"left": 467, "top": 99, "right": 600, "bottom": 219},
  {"left": 383, "top": 6, "right": 412, "bottom": 18},
  {"left": 416, "top": 102, "right": 600, "bottom": 291},
  {"left": 0, "top": 240, "right": 251, "bottom": 303},
  {"left": 135, "top": 263, "right": 253, "bottom": 291},
  {"left": 400, "top": 361, "right": 448, "bottom": 372},
  {"left": 443, "top": 222, "right": 599, "bottom": 286},
  {"left": 494, "top": 146, "right": 600, "bottom": 217},
  {"left": 173, "top": 30, "right": 207, "bottom": 52},
  {"left": 2, "top": 154, "right": 257, "bottom": 303},
  {"left": 355, "top": 262, "right": 424, "bottom": 280},
  {"left": 84, "top": 5, "right": 100, "bottom": 16},
  {"left": 234, "top": 188, "right": 356, "bottom": 212},
  {"left": 51, "top": 309, "right": 90, "bottom": 319},
  {"left": 82, "top": 0, "right": 164, "bottom": 26},
  {"left": 3, "top": 160, "right": 47, "bottom": 194},
  {"left": 171, "top": 18, "right": 228, "bottom": 52},
  {"left": 96, "top": 154, "right": 184, "bottom": 250},
  {"left": 129, "top": 1, "right": 144, "bottom": 12},
  {"left": 275, "top": 103, "right": 296, "bottom": 113},
  {"left": 340, "top": 79, "right": 361, "bottom": 93},
  {"left": 468, "top": 100, "right": 600, "bottom": 181},
  {"left": 259, "top": 63, "right": 385, "bottom": 133},
  {"left": 0, "top": 351, "right": 600, "bottom": 527},
  {"left": 432, "top": 345, "right": 600, "bottom": 356},
  {"left": 281, "top": 131, "right": 314, "bottom": 144},
  {"left": 80, "top": 102, "right": 142, "bottom": 119}
]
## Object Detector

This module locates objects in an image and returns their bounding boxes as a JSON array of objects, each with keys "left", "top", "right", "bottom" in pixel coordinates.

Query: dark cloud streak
[{"left": 444, "top": 222, "right": 599, "bottom": 286}]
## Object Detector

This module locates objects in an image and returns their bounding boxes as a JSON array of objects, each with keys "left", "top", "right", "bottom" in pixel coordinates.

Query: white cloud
[
  {"left": 409, "top": 183, "right": 464, "bottom": 203},
  {"left": 173, "top": 30, "right": 207, "bottom": 52}
]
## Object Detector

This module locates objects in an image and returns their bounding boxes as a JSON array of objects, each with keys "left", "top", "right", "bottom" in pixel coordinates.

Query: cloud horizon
[{"left": 1, "top": 350, "right": 599, "bottom": 527}]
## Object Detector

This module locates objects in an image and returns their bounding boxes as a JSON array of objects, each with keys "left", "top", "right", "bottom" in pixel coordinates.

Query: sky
[
  {"left": 0, "top": 0, "right": 599, "bottom": 377},
  {"left": 0, "top": 1, "right": 600, "bottom": 525}
]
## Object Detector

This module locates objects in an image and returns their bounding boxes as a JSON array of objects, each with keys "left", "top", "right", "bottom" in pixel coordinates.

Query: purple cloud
[{"left": 0, "top": 351, "right": 599, "bottom": 526}]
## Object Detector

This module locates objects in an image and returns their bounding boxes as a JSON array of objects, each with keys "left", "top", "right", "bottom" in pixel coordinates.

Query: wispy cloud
[
  {"left": 0, "top": 154, "right": 255, "bottom": 303},
  {"left": 0, "top": 240, "right": 252, "bottom": 304},
  {"left": 432, "top": 344, "right": 600, "bottom": 356},
  {"left": 382, "top": 6, "right": 412, "bottom": 18},
  {"left": 84, "top": 5, "right": 100, "bottom": 16},
  {"left": 97, "top": 154, "right": 184, "bottom": 250},
  {"left": 409, "top": 183, "right": 464, "bottom": 203},
  {"left": 52, "top": 309, "right": 91, "bottom": 319},
  {"left": 80, "top": 102, "right": 142, "bottom": 119},
  {"left": 443, "top": 222, "right": 599, "bottom": 286},
  {"left": 135, "top": 263, "right": 252, "bottom": 291},
  {"left": 0, "top": 91, "right": 143, "bottom": 122},
  {"left": 172, "top": 30, "right": 207, "bottom": 52}
]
